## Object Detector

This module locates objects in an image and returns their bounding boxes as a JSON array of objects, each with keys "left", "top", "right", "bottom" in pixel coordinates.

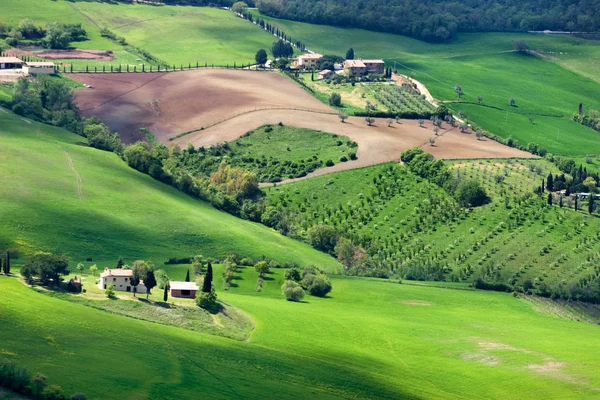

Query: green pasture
[
  {"left": 2, "top": 266, "right": 600, "bottom": 399},
  {"left": 252, "top": 12, "right": 600, "bottom": 156},
  {"left": 0, "top": 107, "right": 339, "bottom": 270}
]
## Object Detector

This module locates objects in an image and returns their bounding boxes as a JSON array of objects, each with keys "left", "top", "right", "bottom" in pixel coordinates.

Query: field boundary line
[
  {"left": 169, "top": 107, "right": 338, "bottom": 141},
  {"left": 63, "top": 150, "right": 83, "bottom": 200}
]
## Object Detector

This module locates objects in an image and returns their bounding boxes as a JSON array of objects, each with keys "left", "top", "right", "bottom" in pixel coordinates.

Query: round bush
[
  {"left": 339, "top": 155, "right": 348, "bottom": 162},
  {"left": 301, "top": 273, "right": 332, "bottom": 297},
  {"left": 325, "top": 159, "right": 334, "bottom": 167},
  {"left": 284, "top": 268, "right": 301, "bottom": 282},
  {"left": 282, "top": 280, "right": 305, "bottom": 301}
]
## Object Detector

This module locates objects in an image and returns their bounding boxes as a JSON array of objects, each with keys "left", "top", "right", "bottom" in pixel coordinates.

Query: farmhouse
[
  {"left": 295, "top": 53, "right": 322, "bottom": 69},
  {"left": 169, "top": 281, "right": 199, "bottom": 298},
  {"left": 343, "top": 58, "right": 385, "bottom": 77},
  {"left": 318, "top": 69, "right": 334, "bottom": 80},
  {"left": 98, "top": 268, "right": 147, "bottom": 294},
  {"left": 24, "top": 62, "right": 55, "bottom": 75},
  {"left": 0, "top": 56, "right": 23, "bottom": 70}
]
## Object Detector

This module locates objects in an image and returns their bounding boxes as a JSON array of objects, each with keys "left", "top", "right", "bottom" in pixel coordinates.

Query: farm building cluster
[
  {"left": 0, "top": 56, "right": 55, "bottom": 80},
  {"left": 294, "top": 53, "right": 384, "bottom": 79},
  {"left": 98, "top": 268, "right": 199, "bottom": 298}
]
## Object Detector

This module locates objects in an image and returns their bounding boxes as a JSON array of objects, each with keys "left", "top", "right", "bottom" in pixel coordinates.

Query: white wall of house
[
  {"left": 23, "top": 65, "right": 55, "bottom": 75},
  {"left": 98, "top": 276, "right": 146, "bottom": 293}
]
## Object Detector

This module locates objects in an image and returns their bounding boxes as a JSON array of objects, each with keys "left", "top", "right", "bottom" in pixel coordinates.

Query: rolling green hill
[
  {"left": 265, "top": 159, "right": 600, "bottom": 299},
  {"left": 0, "top": 107, "right": 339, "bottom": 270},
  {"left": 250, "top": 13, "right": 600, "bottom": 157},
  {"left": 2, "top": 264, "right": 600, "bottom": 399},
  {"left": 1, "top": 1, "right": 282, "bottom": 68}
]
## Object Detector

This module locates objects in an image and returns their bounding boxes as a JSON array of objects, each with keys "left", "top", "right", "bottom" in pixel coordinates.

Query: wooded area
[{"left": 256, "top": 0, "right": 600, "bottom": 42}]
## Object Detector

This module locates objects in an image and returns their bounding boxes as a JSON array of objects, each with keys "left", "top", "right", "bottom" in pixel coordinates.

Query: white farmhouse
[{"left": 98, "top": 268, "right": 146, "bottom": 294}]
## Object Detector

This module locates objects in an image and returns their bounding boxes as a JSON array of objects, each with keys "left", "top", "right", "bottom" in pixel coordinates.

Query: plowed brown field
[{"left": 70, "top": 69, "right": 535, "bottom": 171}]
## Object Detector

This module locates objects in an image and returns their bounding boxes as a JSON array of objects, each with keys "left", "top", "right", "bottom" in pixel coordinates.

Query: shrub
[
  {"left": 196, "top": 287, "right": 218, "bottom": 312},
  {"left": 11, "top": 104, "right": 24, "bottom": 116},
  {"left": 308, "top": 225, "right": 338, "bottom": 253},
  {"left": 340, "top": 155, "right": 348, "bottom": 162},
  {"left": 41, "top": 385, "right": 66, "bottom": 400},
  {"left": 240, "top": 257, "right": 254, "bottom": 266},
  {"left": 284, "top": 268, "right": 301, "bottom": 282},
  {"left": 349, "top": 152, "right": 357, "bottom": 160},
  {"left": 281, "top": 280, "right": 305, "bottom": 301},
  {"left": 70, "top": 394, "right": 88, "bottom": 400},
  {"left": 301, "top": 273, "right": 332, "bottom": 297},
  {"left": 455, "top": 179, "right": 489, "bottom": 207},
  {"left": 105, "top": 283, "right": 115, "bottom": 299},
  {"left": 254, "top": 261, "right": 270, "bottom": 276},
  {"left": 0, "top": 359, "right": 30, "bottom": 393},
  {"left": 329, "top": 93, "right": 342, "bottom": 107}
]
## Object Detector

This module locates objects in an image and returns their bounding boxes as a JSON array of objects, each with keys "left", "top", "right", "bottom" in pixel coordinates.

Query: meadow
[
  {"left": 1, "top": 1, "right": 279, "bottom": 69},
  {"left": 0, "top": 107, "right": 339, "bottom": 270},
  {"left": 251, "top": 12, "right": 600, "bottom": 156},
  {"left": 265, "top": 158, "right": 600, "bottom": 294},
  {"left": 2, "top": 264, "right": 600, "bottom": 399}
]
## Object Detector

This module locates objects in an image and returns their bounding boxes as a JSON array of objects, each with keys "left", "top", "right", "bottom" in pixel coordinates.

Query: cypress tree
[
  {"left": 579, "top": 102, "right": 583, "bottom": 116},
  {"left": 116, "top": 256, "right": 124, "bottom": 269},
  {"left": 559, "top": 195, "right": 563, "bottom": 208},
  {"left": 6, "top": 251, "right": 10, "bottom": 275},
  {"left": 541, "top": 179, "right": 545, "bottom": 192},
  {"left": 546, "top": 173, "right": 553, "bottom": 191},
  {"left": 575, "top": 196, "right": 578, "bottom": 211},
  {"left": 589, "top": 194, "right": 595, "bottom": 214},
  {"left": 185, "top": 269, "right": 190, "bottom": 282},
  {"left": 0, "top": 257, "right": 3, "bottom": 275},
  {"left": 202, "top": 262, "right": 213, "bottom": 293},
  {"left": 163, "top": 285, "right": 168, "bottom": 302},
  {"left": 547, "top": 192, "right": 553, "bottom": 206}
]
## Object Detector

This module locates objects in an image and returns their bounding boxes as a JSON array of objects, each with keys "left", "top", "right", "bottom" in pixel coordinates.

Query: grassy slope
[
  {"left": 0, "top": 108, "right": 339, "bottom": 270},
  {"left": 265, "top": 160, "right": 600, "bottom": 290},
  {"left": 2, "top": 268, "right": 600, "bottom": 399},
  {"left": 251, "top": 13, "right": 600, "bottom": 156},
  {"left": 1, "top": 0, "right": 281, "bottom": 67}
]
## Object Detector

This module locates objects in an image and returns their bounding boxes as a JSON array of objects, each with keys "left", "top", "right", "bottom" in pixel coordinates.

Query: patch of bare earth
[
  {"left": 37, "top": 49, "right": 115, "bottom": 61},
  {"left": 400, "top": 300, "right": 432, "bottom": 306},
  {"left": 70, "top": 69, "right": 333, "bottom": 143}
]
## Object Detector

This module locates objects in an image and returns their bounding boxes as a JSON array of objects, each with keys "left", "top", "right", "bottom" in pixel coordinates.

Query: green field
[
  {"left": 180, "top": 124, "right": 357, "bottom": 183},
  {"left": 265, "top": 159, "right": 600, "bottom": 294},
  {"left": 251, "top": 13, "right": 600, "bottom": 156},
  {"left": 1, "top": 1, "right": 281, "bottom": 68},
  {"left": 0, "top": 107, "right": 339, "bottom": 270},
  {"left": 2, "top": 263, "right": 600, "bottom": 399}
]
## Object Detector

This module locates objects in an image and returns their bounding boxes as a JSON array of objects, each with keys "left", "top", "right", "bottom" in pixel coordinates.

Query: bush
[
  {"left": 11, "top": 104, "right": 24, "bottom": 116},
  {"left": 254, "top": 261, "right": 270, "bottom": 275},
  {"left": 41, "top": 385, "right": 66, "bottom": 400},
  {"left": 281, "top": 280, "right": 305, "bottom": 301},
  {"left": 105, "top": 283, "right": 115, "bottom": 299},
  {"left": 349, "top": 152, "right": 357, "bottom": 160},
  {"left": 455, "top": 179, "right": 489, "bottom": 207},
  {"left": 329, "top": 93, "right": 342, "bottom": 107},
  {"left": 325, "top": 159, "right": 334, "bottom": 167},
  {"left": 0, "top": 359, "right": 30, "bottom": 393},
  {"left": 284, "top": 268, "right": 301, "bottom": 282},
  {"left": 240, "top": 257, "right": 254, "bottom": 266},
  {"left": 195, "top": 287, "right": 218, "bottom": 312},
  {"left": 70, "top": 394, "right": 88, "bottom": 400},
  {"left": 301, "top": 273, "right": 332, "bottom": 297},
  {"left": 339, "top": 155, "right": 348, "bottom": 162}
]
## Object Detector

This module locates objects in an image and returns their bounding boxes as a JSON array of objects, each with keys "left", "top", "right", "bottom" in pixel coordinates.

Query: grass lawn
[
  {"left": 2, "top": 267, "right": 600, "bottom": 399},
  {"left": 251, "top": 13, "right": 600, "bottom": 156},
  {"left": 0, "top": 107, "right": 340, "bottom": 271}
]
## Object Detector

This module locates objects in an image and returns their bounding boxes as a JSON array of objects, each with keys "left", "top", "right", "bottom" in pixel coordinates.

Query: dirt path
[{"left": 64, "top": 151, "right": 83, "bottom": 199}]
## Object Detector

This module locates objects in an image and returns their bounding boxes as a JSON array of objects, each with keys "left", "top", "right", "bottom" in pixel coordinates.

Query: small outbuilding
[
  {"left": 318, "top": 69, "right": 334, "bottom": 80},
  {"left": 169, "top": 281, "right": 200, "bottom": 298},
  {"left": 24, "top": 62, "right": 55, "bottom": 75},
  {"left": 0, "top": 57, "right": 24, "bottom": 70}
]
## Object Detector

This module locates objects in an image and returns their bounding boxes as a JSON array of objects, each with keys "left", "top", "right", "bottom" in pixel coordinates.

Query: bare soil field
[
  {"left": 70, "top": 69, "right": 334, "bottom": 143},
  {"left": 3, "top": 48, "right": 114, "bottom": 61}
]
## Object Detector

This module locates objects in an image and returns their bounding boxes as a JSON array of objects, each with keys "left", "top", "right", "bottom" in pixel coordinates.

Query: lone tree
[
  {"left": 579, "top": 102, "right": 583, "bottom": 116},
  {"left": 455, "top": 85, "right": 463, "bottom": 101},
  {"left": 329, "top": 92, "right": 342, "bottom": 107},
  {"left": 509, "top": 97, "right": 516, "bottom": 106},
  {"left": 429, "top": 137, "right": 436, "bottom": 146},
  {"left": 163, "top": 284, "right": 169, "bottom": 302},
  {"left": 476, "top": 130, "right": 484, "bottom": 140},
  {"left": 202, "top": 262, "right": 213, "bottom": 293},
  {"left": 255, "top": 49, "right": 267, "bottom": 67},
  {"left": 345, "top": 48, "right": 354, "bottom": 60},
  {"left": 514, "top": 40, "right": 529, "bottom": 53},
  {"left": 231, "top": 1, "right": 248, "bottom": 15},
  {"left": 89, "top": 265, "right": 98, "bottom": 276},
  {"left": 143, "top": 270, "right": 156, "bottom": 299},
  {"left": 365, "top": 117, "right": 375, "bottom": 126},
  {"left": 185, "top": 269, "right": 190, "bottom": 282},
  {"left": 338, "top": 113, "right": 348, "bottom": 123},
  {"left": 477, "top": 96, "right": 483, "bottom": 104},
  {"left": 548, "top": 192, "right": 553, "bottom": 206},
  {"left": 529, "top": 116, "right": 535, "bottom": 124},
  {"left": 116, "top": 256, "right": 124, "bottom": 269}
]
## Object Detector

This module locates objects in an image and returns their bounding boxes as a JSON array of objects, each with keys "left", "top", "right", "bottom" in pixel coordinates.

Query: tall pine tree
[
  {"left": 163, "top": 285, "right": 169, "bottom": 302},
  {"left": 546, "top": 174, "right": 553, "bottom": 191},
  {"left": 589, "top": 194, "right": 595, "bottom": 214},
  {"left": 547, "top": 192, "right": 553, "bottom": 206},
  {"left": 202, "top": 262, "right": 213, "bottom": 293},
  {"left": 185, "top": 269, "right": 190, "bottom": 282},
  {"left": 5, "top": 251, "right": 9, "bottom": 275}
]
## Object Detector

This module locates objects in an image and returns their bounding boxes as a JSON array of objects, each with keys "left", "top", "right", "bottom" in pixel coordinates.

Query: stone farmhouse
[
  {"left": 295, "top": 53, "right": 322, "bottom": 69},
  {"left": 343, "top": 58, "right": 385, "bottom": 77},
  {"left": 169, "top": 281, "right": 200, "bottom": 298},
  {"left": 98, "top": 268, "right": 147, "bottom": 294}
]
